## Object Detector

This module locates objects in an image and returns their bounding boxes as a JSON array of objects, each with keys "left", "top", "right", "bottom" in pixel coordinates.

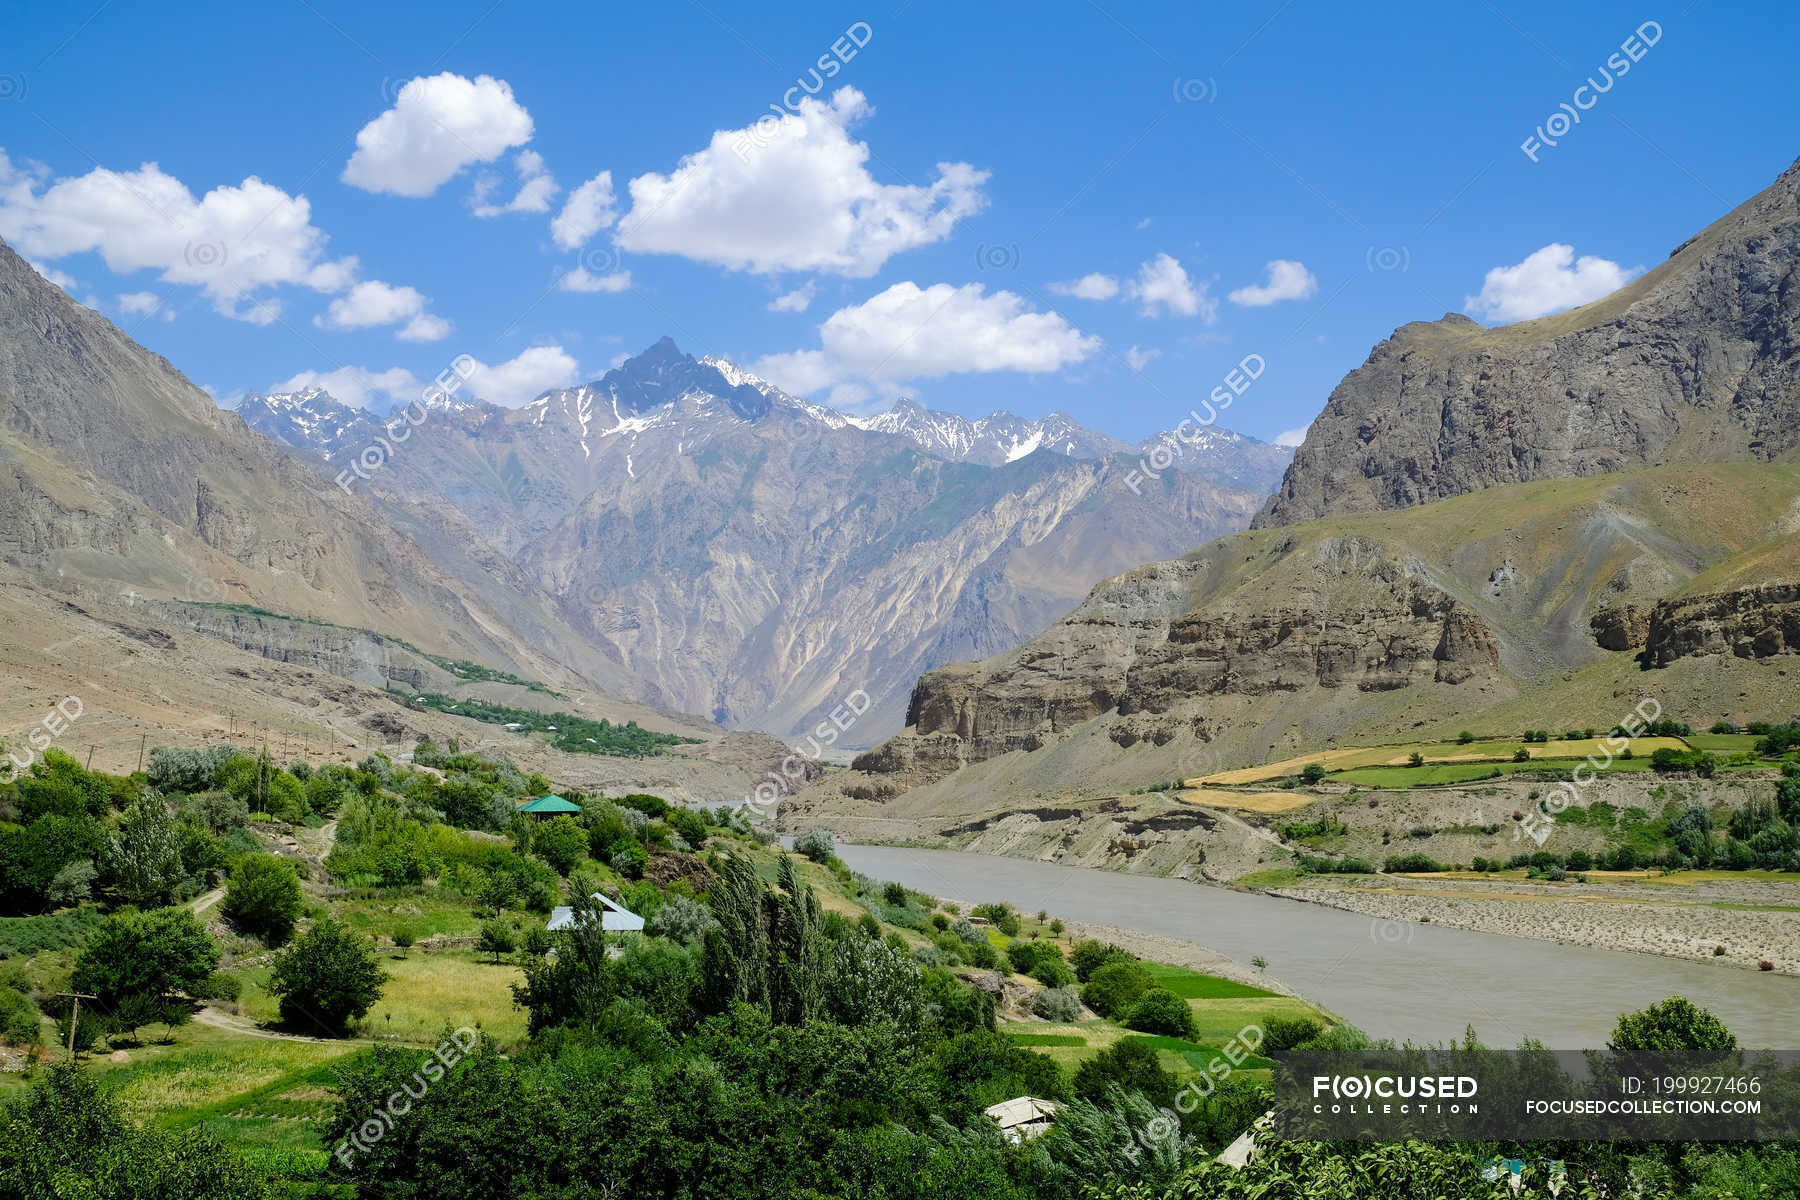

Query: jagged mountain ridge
[
  {"left": 240, "top": 340, "right": 1291, "bottom": 740},
  {"left": 1256, "top": 154, "right": 1800, "bottom": 528}
]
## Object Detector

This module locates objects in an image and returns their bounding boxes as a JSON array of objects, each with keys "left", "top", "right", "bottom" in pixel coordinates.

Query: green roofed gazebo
[{"left": 516, "top": 793, "right": 582, "bottom": 817}]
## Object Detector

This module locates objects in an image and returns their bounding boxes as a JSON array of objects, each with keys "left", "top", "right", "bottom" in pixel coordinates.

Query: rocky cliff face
[
  {"left": 1256, "top": 155, "right": 1800, "bottom": 528},
  {"left": 1643, "top": 583, "right": 1800, "bottom": 665}
]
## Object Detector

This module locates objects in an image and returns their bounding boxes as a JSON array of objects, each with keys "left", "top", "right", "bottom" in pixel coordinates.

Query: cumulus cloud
[
  {"left": 1228, "top": 259, "right": 1317, "bottom": 307},
  {"left": 463, "top": 344, "right": 582, "bottom": 406},
  {"left": 316, "top": 280, "right": 450, "bottom": 341},
  {"left": 1129, "top": 253, "right": 1213, "bottom": 319},
  {"left": 1464, "top": 243, "right": 1642, "bottom": 323},
  {"left": 1049, "top": 272, "right": 1120, "bottom": 301},
  {"left": 342, "top": 73, "right": 534, "bottom": 198},
  {"left": 470, "top": 149, "right": 557, "bottom": 217},
  {"left": 1, "top": 148, "right": 442, "bottom": 337},
  {"left": 272, "top": 345, "right": 581, "bottom": 411},
  {"left": 0, "top": 149, "right": 360, "bottom": 321},
  {"left": 768, "top": 281, "right": 816, "bottom": 312},
  {"left": 550, "top": 170, "right": 618, "bottom": 249},
  {"left": 615, "top": 88, "right": 987, "bottom": 277},
  {"left": 557, "top": 266, "right": 631, "bottom": 293},
  {"left": 1124, "top": 345, "right": 1159, "bottom": 372},
  {"left": 751, "top": 281, "right": 1098, "bottom": 396},
  {"left": 117, "top": 291, "right": 173, "bottom": 321},
  {"left": 269, "top": 365, "right": 423, "bottom": 410},
  {"left": 1274, "top": 424, "right": 1310, "bottom": 448},
  {"left": 27, "top": 259, "right": 78, "bottom": 291}
]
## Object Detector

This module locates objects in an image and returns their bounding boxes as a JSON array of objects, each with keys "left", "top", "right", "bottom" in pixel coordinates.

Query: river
[{"left": 829, "top": 843, "right": 1800, "bottom": 1048}]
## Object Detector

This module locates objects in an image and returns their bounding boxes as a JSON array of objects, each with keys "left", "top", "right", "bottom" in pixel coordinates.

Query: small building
[
  {"left": 516, "top": 793, "right": 582, "bottom": 819},
  {"left": 546, "top": 893, "right": 646, "bottom": 934},
  {"left": 983, "top": 1096, "right": 1062, "bottom": 1143}
]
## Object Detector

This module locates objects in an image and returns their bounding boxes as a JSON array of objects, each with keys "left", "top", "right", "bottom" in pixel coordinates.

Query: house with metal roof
[
  {"left": 982, "top": 1096, "right": 1062, "bottom": 1143},
  {"left": 516, "top": 793, "right": 583, "bottom": 817},
  {"left": 546, "top": 893, "right": 646, "bottom": 933}
]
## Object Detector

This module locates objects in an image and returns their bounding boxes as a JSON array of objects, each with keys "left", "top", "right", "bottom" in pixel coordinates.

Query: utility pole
[
  {"left": 137, "top": 733, "right": 147, "bottom": 772},
  {"left": 55, "top": 991, "right": 97, "bottom": 1059},
  {"left": 85, "top": 744, "right": 96, "bottom": 769}
]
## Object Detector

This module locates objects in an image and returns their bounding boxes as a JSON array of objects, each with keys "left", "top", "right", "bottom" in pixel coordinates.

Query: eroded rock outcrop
[{"left": 1644, "top": 584, "right": 1800, "bottom": 665}]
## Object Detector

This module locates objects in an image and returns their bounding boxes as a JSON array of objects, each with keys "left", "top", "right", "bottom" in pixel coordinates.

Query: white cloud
[
  {"left": 550, "top": 170, "right": 617, "bottom": 249},
  {"left": 616, "top": 88, "right": 987, "bottom": 277},
  {"left": 1464, "top": 243, "right": 1642, "bottom": 323},
  {"left": 470, "top": 149, "right": 557, "bottom": 217},
  {"left": 342, "top": 73, "right": 534, "bottom": 198},
  {"left": 1129, "top": 253, "right": 1213, "bottom": 319},
  {"left": 768, "top": 281, "right": 816, "bottom": 312},
  {"left": 1124, "top": 345, "right": 1159, "bottom": 372},
  {"left": 557, "top": 266, "right": 631, "bottom": 293},
  {"left": 1049, "top": 272, "right": 1120, "bottom": 301},
  {"left": 27, "top": 259, "right": 78, "bottom": 291},
  {"left": 0, "top": 149, "right": 364, "bottom": 319},
  {"left": 751, "top": 281, "right": 1098, "bottom": 395},
  {"left": 1135, "top": 216, "right": 1152, "bottom": 230},
  {"left": 270, "top": 365, "right": 421, "bottom": 410},
  {"left": 271, "top": 345, "right": 580, "bottom": 411},
  {"left": 117, "top": 291, "right": 173, "bottom": 321},
  {"left": 316, "top": 280, "right": 449, "bottom": 341},
  {"left": 1274, "top": 424, "right": 1310, "bottom": 448},
  {"left": 464, "top": 344, "right": 581, "bottom": 407},
  {"left": 1228, "top": 259, "right": 1317, "bottom": 307}
]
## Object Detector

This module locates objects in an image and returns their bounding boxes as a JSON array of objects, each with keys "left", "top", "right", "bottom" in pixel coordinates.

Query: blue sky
[{"left": 1, "top": 0, "right": 1793, "bottom": 446}]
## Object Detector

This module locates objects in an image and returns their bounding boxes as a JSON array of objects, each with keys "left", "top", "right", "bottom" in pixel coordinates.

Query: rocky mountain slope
[
  {"left": 0, "top": 235, "right": 821, "bottom": 803},
  {"left": 787, "top": 462, "right": 1800, "bottom": 837},
  {"left": 1255, "top": 154, "right": 1800, "bottom": 528},
  {"left": 242, "top": 339, "right": 1290, "bottom": 739}
]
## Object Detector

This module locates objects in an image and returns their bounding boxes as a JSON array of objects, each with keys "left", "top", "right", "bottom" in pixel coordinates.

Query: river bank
[{"left": 1269, "top": 871, "right": 1800, "bottom": 975}]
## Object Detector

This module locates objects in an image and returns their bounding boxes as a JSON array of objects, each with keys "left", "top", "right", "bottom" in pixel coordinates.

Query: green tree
[
  {"left": 1609, "top": 996, "right": 1737, "bottom": 1054},
  {"left": 1080, "top": 959, "right": 1155, "bottom": 1018},
  {"left": 1069, "top": 939, "right": 1132, "bottom": 981},
  {"left": 1124, "top": 987, "right": 1196, "bottom": 1038},
  {"left": 71, "top": 907, "right": 219, "bottom": 1009},
  {"left": 1301, "top": 762, "right": 1327, "bottom": 784},
  {"left": 664, "top": 805, "right": 708, "bottom": 850},
  {"left": 221, "top": 854, "right": 303, "bottom": 945},
  {"left": 478, "top": 918, "right": 518, "bottom": 964},
  {"left": 0, "top": 1066, "right": 268, "bottom": 1199},
  {"left": 793, "top": 826, "right": 836, "bottom": 863},
  {"left": 267, "top": 917, "right": 386, "bottom": 1035},
  {"left": 104, "top": 792, "right": 186, "bottom": 908},
  {"left": 1072, "top": 1037, "right": 1175, "bottom": 1105},
  {"left": 534, "top": 815, "right": 586, "bottom": 875}
]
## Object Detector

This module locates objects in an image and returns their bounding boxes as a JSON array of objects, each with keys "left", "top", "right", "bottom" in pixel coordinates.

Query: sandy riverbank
[{"left": 1270, "top": 874, "right": 1800, "bottom": 975}]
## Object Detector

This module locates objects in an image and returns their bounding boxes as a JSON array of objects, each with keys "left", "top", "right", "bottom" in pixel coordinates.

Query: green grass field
[{"left": 230, "top": 949, "right": 528, "bottom": 1046}]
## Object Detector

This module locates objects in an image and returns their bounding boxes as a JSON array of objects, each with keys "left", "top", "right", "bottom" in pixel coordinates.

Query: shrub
[
  {"left": 1383, "top": 853, "right": 1443, "bottom": 873},
  {"left": 1072, "top": 1038, "right": 1175, "bottom": 1106},
  {"left": 1457, "top": 731, "right": 1475, "bottom": 744},
  {"left": 1080, "top": 959, "right": 1155, "bottom": 1018},
  {"left": 0, "top": 985, "right": 40, "bottom": 1045},
  {"left": 794, "top": 827, "right": 836, "bottom": 863},
  {"left": 610, "top": 843, "right": 648, "bottom": 880},
  {"left": 1301, "top": 762, "right": 1326, "bottom": 784},
  {"left": 1711, "top": 721, "right": 1738, "bottom": 734},
  {"left": 1407, "top": 752, "right": 1425, "bottom": 767},
  {"left": 221, "top": 854, "right": 303, "bottom": 945},
  {"left": 1069, "top": 939, "right": 1133, "bottom": 982},
  {"left": 1760, "top": 960, "right": 1775, "bottom": 972},
  {"left": 1262, "top": 1015, "right": 1325, "bottom": 1052},
  {"left": 644, "top": 894, "right": 717, "bottom": 944},
  {"left": 882, "top": 881, "right": 908, "bottom": 906},
  {"left": 1513, "top": 749, "right": 1531, "bottom": 762},
  {"left": 1032, "top": 986, "right": 1083, "bottom": 1022},
  {"left": 267, "top": 917, "right": 386, "bottom": 1035},
  {"left": 971, "top": 903, "right": 1021, "bottom": 936},
  {"left": 1124, "top": 987, "right": 1195, "bottom": 1038}
]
